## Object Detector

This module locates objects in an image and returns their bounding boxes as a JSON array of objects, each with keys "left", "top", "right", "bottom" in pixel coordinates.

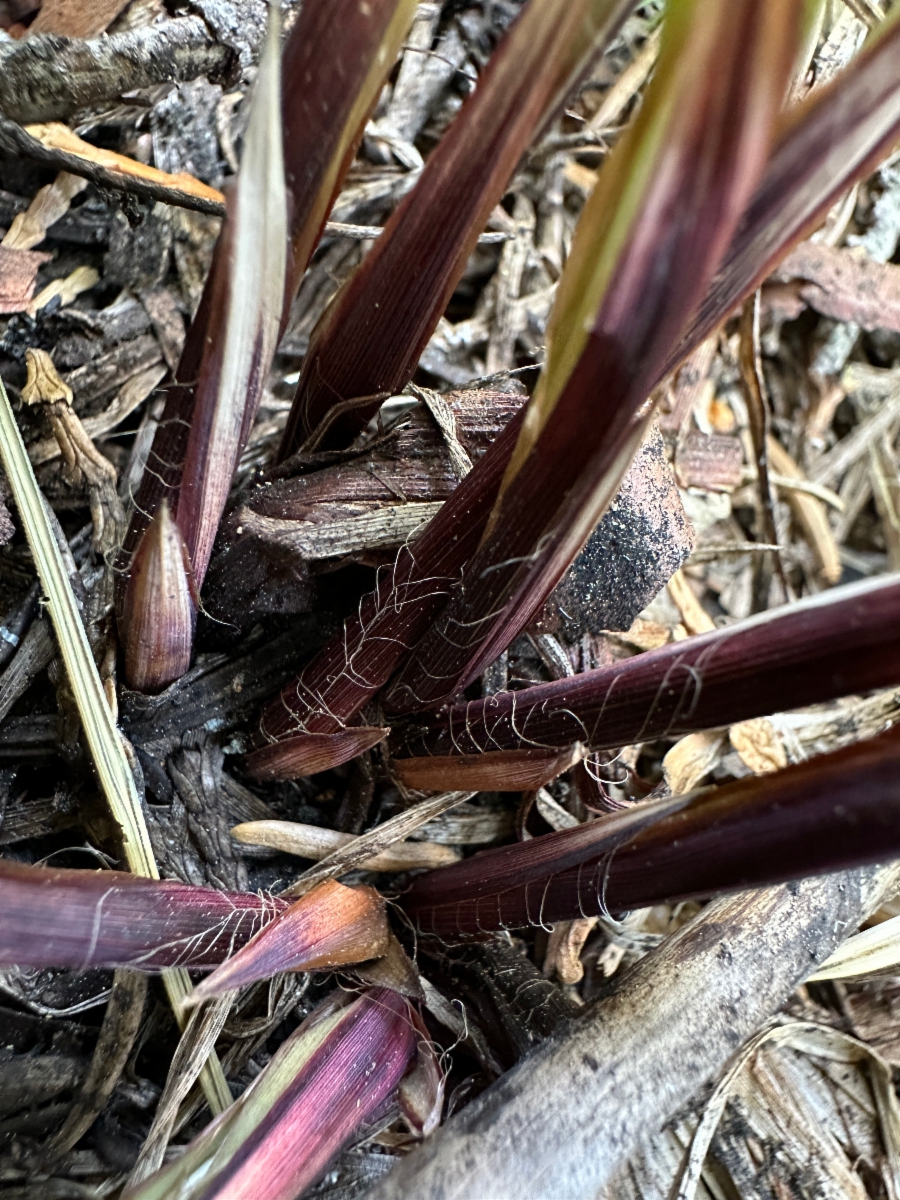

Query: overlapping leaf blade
[
  {"left": 127, "top": 988, "right": 417, "bottom": 1200},
  {"left": 383, "top": 0, "right": 803, "bottom": 715},
  {"left": 391, "top": 574, "right": 900, "bottom": 788},
  {"left": 175, "top": 7, "right": 286, "bottom": 590},
  {"left": 250, "top": 1, "right": 900, "bottom": 777},
  {"left": 119, "top": 0, "right": 417, "bottom": 661},
  {"left": 677, "top": 3, "right": 900, "bottom": 371},
  {"left": 278, "top": 0, "right": 634, "bottom": 455}
]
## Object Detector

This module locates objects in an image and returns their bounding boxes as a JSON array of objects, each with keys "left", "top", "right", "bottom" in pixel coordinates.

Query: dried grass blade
[
  {"left": 675, "top": 1021, "right": 900, "bottom": 1200},
  {"left": 281, "top": 791, "right": 475, "bottom": 898},
  {"left": 48, "top": 969, "right": 148, "bottom": 1156},
  {"left": 0, "top": 377, "right": 230, "bottom": 1111},
  {"left": 0, "top": 377, "right": 155, "bottom": 873},
  {"left": 808, "top": 913, "right": 900, "bottom": 981},
  {"left": 128, "top": 992, "right": 237, "bottom": 1190}
]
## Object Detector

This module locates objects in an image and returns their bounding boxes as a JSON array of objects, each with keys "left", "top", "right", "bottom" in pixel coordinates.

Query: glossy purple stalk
[
  {"left": 404, "top": 725, "right": 900, "bottom": 935},
  {"left": 382, "top": 0, "right": 803, "bottom": 714},
  {"left": 278, "top": 0, "right": 633, "bottom": 456},
  {"left": 0, "top": 861, "right": 287, "bottom": 971},
  {"left": 251, "top": 4, "right": 900, "bottom": 772},
  {"left": 392, "top": 575, "right": 900, "bottom": 774}
]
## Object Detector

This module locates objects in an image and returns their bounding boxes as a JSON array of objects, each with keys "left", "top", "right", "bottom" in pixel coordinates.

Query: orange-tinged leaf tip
[
  {"left": 244, "top": 726, "right": 390, "bottom": 779},
  {"left": 121, "top": 499, "right": 196, "bottom": 693},
  {"left": 187, "top": 879, "right": 389, "bottom": 1003}
]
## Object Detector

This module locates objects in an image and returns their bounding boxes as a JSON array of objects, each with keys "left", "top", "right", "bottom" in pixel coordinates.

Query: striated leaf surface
[
  {"left": 384, "top": 0, "right": 804, "bottom": 715},
  {"left": 127, "top": 988, "right": 417, "bottom": 1200},
  {"left": 0, "top": 861, "right": 287, "bottom": 972},
  {"left": 279, "top": 0, "right": 634, "bottom": 454},
  {"left": 392, "top": 575, "right": 900, "bottom": 782},
  {"left": 405, "top": 726, "right": 900, "bottom": 935}
]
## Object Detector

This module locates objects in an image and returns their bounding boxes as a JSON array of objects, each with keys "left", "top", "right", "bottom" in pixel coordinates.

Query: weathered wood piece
[
  {"left": 365, "top": 866, "right": 898, "bottom": 1200},
  {"left": 0, "top": 19, "right": 235, "bottom": 124}
]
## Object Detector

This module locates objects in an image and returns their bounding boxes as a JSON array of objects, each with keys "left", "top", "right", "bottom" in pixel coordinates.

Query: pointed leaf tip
[
  {"left": 177, "top": 7, "right": 288, "bottom": 591},
  {"left": 187, "top": 879, "right": 390, "bottom": 1003},
  {"left": 122, "top": 499, "right": 196, "bottom": 693},
  {"left": 244, "top": 726, "right": 390, "bottom": 779}
]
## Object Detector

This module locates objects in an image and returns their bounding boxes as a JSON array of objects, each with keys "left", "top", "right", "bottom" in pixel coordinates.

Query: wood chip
[
  {"left": 543, "top": 917, "right": 598, "bottom": 985},
  {"left": 0, "top": 245, "right": 50, "bottom": 312},
  {"left": 28, "top": 0, "right": 132, "bottom": 37},
  {"left": 778, "top": 240, "right": 900, "bottom": 332},
  {"left": 663, "top": 731, "right": 726, "bottom": 794},
  {"left": 27, "top": 264, "right": 99, "bottom": 318},
  {"left": 674, "top": 430, "right": 743, "bottom": 491},
  {"left": 24, "top": 123, "right": 226, "bottom": 211},
  {"left": 729, "top": 717, "right": 787, "bottom": 775},
  {"left": 1, "top": 171, "right": 86, "bottom": 251}
]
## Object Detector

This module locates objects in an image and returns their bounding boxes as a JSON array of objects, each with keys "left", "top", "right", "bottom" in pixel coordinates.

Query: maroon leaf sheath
[
  {"left": 392, "top": 575, "right": 900, "bottom": 784},
  {"left": 404, "top": 726, "right": 900, "bottom": 935},
  {"left": 0, "top": 861, "right": 287, "bottom": 971}
]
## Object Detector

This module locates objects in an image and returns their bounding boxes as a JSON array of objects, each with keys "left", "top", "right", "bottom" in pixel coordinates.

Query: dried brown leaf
[
  {"left": 23, "top": 123, "right": 225, "bottom": 210},
  {"left": 28, "top": 0, "right": 131, "bottom": 37},
  {"left": 21, "top": 348, "right": 125, "bottom": 554},
  {"left": 778, "top": 239, "right": 900, "bottom": 330},
  {"left": 0, "top": 245, "right": 50, "bottom": 312},
  {"left": 231, "top": 819, "right": 460, "bottom": 871}
]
